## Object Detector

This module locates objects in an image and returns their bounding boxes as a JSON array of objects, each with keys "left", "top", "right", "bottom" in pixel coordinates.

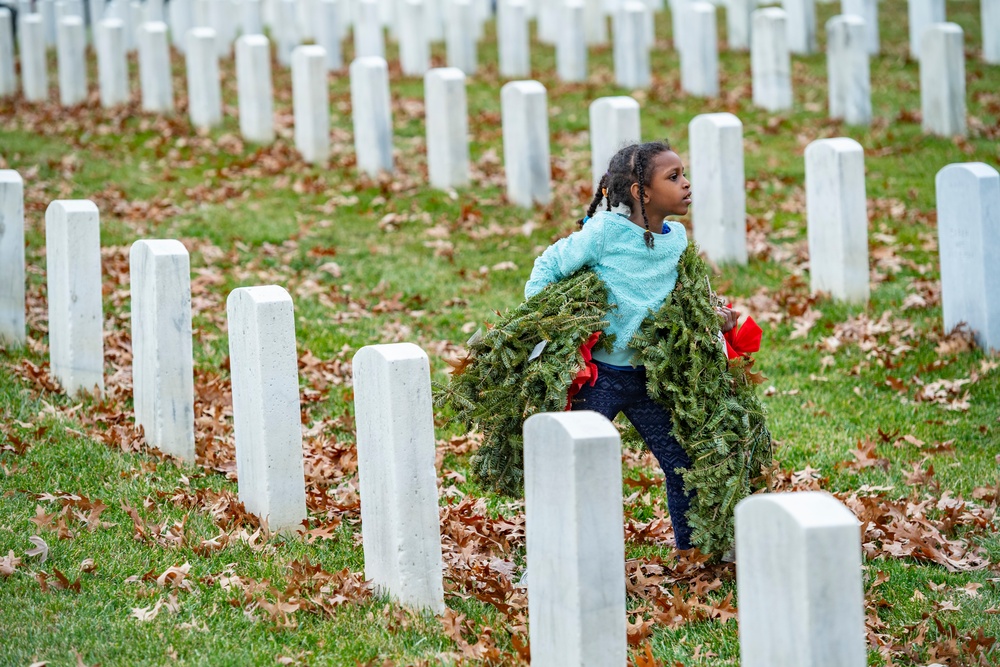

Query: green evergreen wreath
[{"left": 434, "top": 244, "right": 773, "bottom": 556}]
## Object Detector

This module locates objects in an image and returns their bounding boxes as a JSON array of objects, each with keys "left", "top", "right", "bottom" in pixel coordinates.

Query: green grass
[{"left": 2, "top": 1, "right": 999, "bottom": 665}]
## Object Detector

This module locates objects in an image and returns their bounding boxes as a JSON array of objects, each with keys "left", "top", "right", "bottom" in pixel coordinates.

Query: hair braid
[
  {"left": 578, "top": 173, "right": 608, "bottom": 228},
  {"left": 635, "top": 158, "right": 654, "bottom": 249}
]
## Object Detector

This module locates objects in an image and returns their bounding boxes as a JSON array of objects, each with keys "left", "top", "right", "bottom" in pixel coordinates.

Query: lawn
[{"left": 1, "top": 1, "right": 998, "bottom": 665}]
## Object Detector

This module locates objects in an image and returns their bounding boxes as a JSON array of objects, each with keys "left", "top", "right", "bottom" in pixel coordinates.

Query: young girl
[{"left": 523, "top": 141, "right": 739, "bottom": 552}]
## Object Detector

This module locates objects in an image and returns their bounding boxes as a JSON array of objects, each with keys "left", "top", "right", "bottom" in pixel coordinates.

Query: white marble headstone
[
  {"left": 501, "top": 80, "right": 551, "bottom": 208},
  {"left": 96, "top": 18, "right": 129, "bottom": 107},
  {"left": 751, "top": 7, "right": 792, "bottom": 111},
  {"left": 291, "top": 45, "right": 330, "bottom": 164},
  {"left": 589, "top": 95, "right": 640, "bottom": 190},
  {"left": 425, "top": 67, "right": 470, "bottom": 189},
  {"left": 236, "top": 34, "right": 275, "bottom": 143},
  {"left": 0, "top": 171, "right": 25, "bottom": 346},
  {"left": 350, "top": 56, "right": 394, "bottom": 176},
  {"left": 689, "top": 112, "right": 747, "bottom": 265},
  {"left": 186, "top": 27, "right": 223, "bottom": 130},
  {"left": 920, "top": 23, "right": 966, "bottom": 138},
  {"left": 826, "top": 14, "right": 871, "bottom": 126}
]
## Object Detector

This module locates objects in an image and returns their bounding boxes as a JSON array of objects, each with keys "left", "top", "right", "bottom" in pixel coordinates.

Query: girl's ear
[{"left": 629, "top": 182, "right": 647, "bottom": 203}]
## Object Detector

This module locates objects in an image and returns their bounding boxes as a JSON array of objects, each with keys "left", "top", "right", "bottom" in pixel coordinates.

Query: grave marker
[
  {"left": 425, "top": 67, "right": 469, "bottom": 189},
  {"left": 556, "top": 0, "right": 587, "bottom": 83},
  {"left": 935, "top": 163, "right": 1000, "bottom": 353},
  {"left": 445, "top": 0, "right": 477, "bottom": 75},
  {"left": 585, "top": 0, "right": 607, "bottom": 45},
  {"left": 589, "top": 95, "right": 640, "bottom": 190},
  {"left": 0, "top": 171, "right": 24, "bottom": 346},
  {"left": 275, "top": 0, "right": 299, "bottom": 66},
  {"left": 984, "top": 0, "right": 999, "bottom": 64},
  {"left": 679, "top": 2, "right": 718, "bottom": 97},
  {"left": 501, "top": 80, "right": 551, "bottom": 208},
  {"left": 169, "top": 0, "right": 193, "bottom": 52},
  {"left": 736, "top": 492, "right": 865, "bottom": 667},
  {"left": 40, "top": 0, "right": 57, "bottom": 47},
  {"left": 292, "top": 45, "right": 330, "bottom": 164},
  {"left": 920, "top": 23, "right": 965, "bottom": 138},
  {"left": 805, "top": 137, "right": 869, "bottom": 303},
  {"left": 399, "top": 0, "right": 429, "bottom": 76},
  {"left": 907, "top": 0, "right": 943, "bottom": 60},
  {"left": 727, "top": 0, "right": 756, "bottom": 51},
  {"left": 751, "top": 7, "right": 792, "bottom": 111},
  {"left": 841, "top": 0, "right": 878, "bottom": 54},
  {"left": 524, "top": 411, "right": 627, "bottom": 667},
  {"left": 350, "top": 56, "right": 394, "bottom": 176},
  {"left": 689, "top": 113, "right": 747, "bottom": 265},
  {"left": 21, "top": 14, "right": 49, "bottom": 102},
  {"left": 0, "top": 9, "right": 14, "bottom": 97},
  {"left": 826, "top": 14, "right": 871, "bottom": 126},
  {"left": 352, "top": 343, "right": 446, "bottom": 614},
  {"left": 187, "top": 27, "right": 223, "bottom": 130},
  {"left": 236, "top": 34, "right": 275, "bottom": 143},
  {"left": 241, "top": 0, "right": 263, "bottom": 35},
  {"left": 315, "top": 0, "right": 342, "bottom": 71},
  {"left": 138, "top": 21, "right": 174, "bottom": 112},
  {"left": 354, "top": 0, "right": 384, "bottom": 58},
  {"left": 613, "top": 1, "right": 650, "bottom": 88},
  {"left": 498, "top": 0, "right": 529, "bottom": 78},
  {"left": 97, "top": 18, "right": 129, "bottom": 106},
  {"left": 56, "top": 16, "right": 87, "bottom": 105},
  {"left": 226, "top": 286, "right": 308, "bottom": 534},
  {"left": 782, "top": 0, "right": 816, "bottom": 54},
  {"left": 46, "top": 200, "right": 104, "bottom": 396},
  {"left": 130, "top": 240, "right": 195, "bottom": 462}
]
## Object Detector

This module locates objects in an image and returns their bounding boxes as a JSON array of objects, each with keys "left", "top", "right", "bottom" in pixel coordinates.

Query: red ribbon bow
[
  {"left": 565, "top": 332, "right": 602, "bottom": 410},
  {"left": 723, "top": 315, "right": 762, "bottom": 360}
]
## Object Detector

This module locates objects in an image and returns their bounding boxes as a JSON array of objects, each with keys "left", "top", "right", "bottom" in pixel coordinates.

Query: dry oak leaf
[{"left": 1, "top": 549, "right": 23, "bottom": 576}]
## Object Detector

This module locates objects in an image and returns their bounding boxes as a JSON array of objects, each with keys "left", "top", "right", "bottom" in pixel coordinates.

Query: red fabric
[
  {"left": 565, "top": 332, "right": 603, "bottom": 410},
  {"left": 723, "top": 315, "right": 763, "bottom": 360}
]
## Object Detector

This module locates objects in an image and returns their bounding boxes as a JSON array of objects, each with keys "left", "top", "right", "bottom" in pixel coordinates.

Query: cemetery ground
[{"left": 1, "top": 1, "right": 999, "bottom": 665}]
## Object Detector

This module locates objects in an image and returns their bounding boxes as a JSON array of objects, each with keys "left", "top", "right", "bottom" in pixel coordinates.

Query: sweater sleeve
[{"left": 524, "top": 221, "right": 605, "bottom": 298}]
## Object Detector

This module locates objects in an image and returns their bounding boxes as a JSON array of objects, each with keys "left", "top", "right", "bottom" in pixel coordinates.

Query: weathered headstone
[
  {"left": 354, "top": 0, "right": 384, "bottom": 58},
  {"left": 145, "top": 0, "right": 164, "bottom": 22},
  {"left": 679, "top": 2, "right": 718, "bottom": 97},
  {"left": 501, "top": 80, "right": 551, "bottom": 208},
  {"left": 130, "top": 240, "right": 195, "bottom": 462},
  {"left": 805, "top": 137, "right": 869, "bottom": 303},
  {"left": 556, "top": 0, "right": 587, "bottom": 82},
  {"left": 826, "top": 14, "right": 870, "bottom": 126},
  {"left": 241, "top": 0, "right": 263, "bottom": 35},
  {"left": 399, "top": 0, "right": 429, "bottom": 76},
  {"left": 56, "top": 16, "right": 86, "bottom": 105},
  {"left": 613, "top": 1, "right": 650, "bottom": 88},
  {"left": 536, "top": 0, "right": 556, "bottom": 43},
  {"left": 292, "top": 45, "right": 330, "bottom": 164},
  {"left": 736, "top": 492, "right": 865, "bottom": 667},
  {"left": 45, "top": 200, "right": 104, "bottom": 396},
  {"left": 984, "top": 0, "right": 1000, "bottom": 65},
  {"left": 352, "top": 343, "right": 446, "bottom": 613},
  {"left": 88, "top": 0, "right": 107, "bottom": 26},
  {"left": 425, "top": 67, "right": 469, "bottom": 189},
  {"left": 781, "top": 0, "right": 815, "bottom": 54},
  {"left": 207, "top": 0, "right": 234, "bottom": 57},
  {"left": 920, "top": 23, "right": 966, "bottom": 138},
  {"left": 524, "top": 411, "right": 627, "bottom": 667},
  {"left": 186, "top": 28, "right": 222, "bottom": 130},
  {"left": 0, "top": 171, "right": 24, "bottom": 346},
  {"left": 296, "top": 0, "right": 316, "bottom": 40},
  {"left": 236, "top": 35, "right": 275, "bottom": 143},
  {"left": 0, "top": 9, "right": 15, "bottom": 97},
  {"left": 841, "top": 0, "right": 878, "bottom": 54},
  {"left": 445, "top": 0, "right": 476, "bottom": 75},
  {"left": 423, "top": 0, "right": 443, "bottom": 41},
  {"left": 907, "top": 0, "right": 943, "bottom": 60},
  {"left": 498, "top": 0, "right": 529, "bottom": 78},
  {"left": 350, "top": 56, "right": 394, "bottom": 176},
  {"left": 226, "top": 286, "right": 307, "bottom": 534},
  {"left": 96, "top": 18, "right": 128, "bottom": 107},
  {"left": 128, "top": 1, "right": 142, "bottom": 50},
  {"left": 275, "top": 0, "right": 299, "bottom": 66},
  {"left": 689, "top": 113, "right": 747, "bottom": 265},
  {"left": 21, "top": 14, "right": 49, "bottom": 102},
  {"left": 315, "top": 0, "right": 342, "bottom": 71},
  {"left": 138, "top": 21, "right": 174, "bottom": 112},
  {"left": 589, "top": 95, "right": 640, "bottom": 190},
  {"left": 751, "top": 7, "right": 792, "bottom": 111},
  {"left": 727, "top": 0, "right": 756, "bottom": 51},
  {"left": 935, "top": 163, "right": 1000, "bottom": 353},
  {"left": 585, "top": 0, "right": 607, "bottom": 44}
]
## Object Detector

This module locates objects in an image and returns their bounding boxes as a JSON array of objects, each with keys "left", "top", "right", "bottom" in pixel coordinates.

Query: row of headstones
[{"left": 0, "top": 170, "right": 996, "bottom": 657}]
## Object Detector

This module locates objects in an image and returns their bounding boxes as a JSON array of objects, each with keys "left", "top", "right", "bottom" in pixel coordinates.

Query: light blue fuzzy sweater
[{"left": 524, "top": 211, "right": 688, "bottom": 366}]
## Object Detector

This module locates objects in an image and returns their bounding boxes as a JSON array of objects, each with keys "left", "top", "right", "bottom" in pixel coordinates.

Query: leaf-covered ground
[{"left": 1, "top": 1, "right": 999, "bottom": 665}]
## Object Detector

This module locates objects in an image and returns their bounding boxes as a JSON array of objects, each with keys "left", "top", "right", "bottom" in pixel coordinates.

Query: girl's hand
[{"left": 716, "top": 306, "right": 740, "bottom": 333}]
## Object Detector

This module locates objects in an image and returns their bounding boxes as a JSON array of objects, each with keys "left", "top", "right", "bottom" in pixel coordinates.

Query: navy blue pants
[{"left": 571, "top": 361, "right": 695, "bottom": 551}]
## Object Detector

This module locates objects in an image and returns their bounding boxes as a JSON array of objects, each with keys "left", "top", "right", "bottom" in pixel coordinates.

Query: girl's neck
[{"left": 628, "top": 210, "right": 665, "bottom": 231}]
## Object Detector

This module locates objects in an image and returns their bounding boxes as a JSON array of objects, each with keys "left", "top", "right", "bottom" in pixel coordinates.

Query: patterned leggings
[{"left": 571, "top": 361, "right": 695, "bottom": 551}]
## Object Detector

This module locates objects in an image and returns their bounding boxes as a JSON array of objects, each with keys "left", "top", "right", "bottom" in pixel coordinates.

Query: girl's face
[{"left": 634, "top": 150, "right": 692, "bottom": 219}]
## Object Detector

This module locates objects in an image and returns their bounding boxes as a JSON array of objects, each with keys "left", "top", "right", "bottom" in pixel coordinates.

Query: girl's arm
[{"left": 524, "top": 220, "right": 605, "bottom": 298}]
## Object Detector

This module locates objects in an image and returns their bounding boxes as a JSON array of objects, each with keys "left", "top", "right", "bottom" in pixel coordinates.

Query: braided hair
[{"left": 584, "top": 140, "right": 673, "bottom": 249}]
